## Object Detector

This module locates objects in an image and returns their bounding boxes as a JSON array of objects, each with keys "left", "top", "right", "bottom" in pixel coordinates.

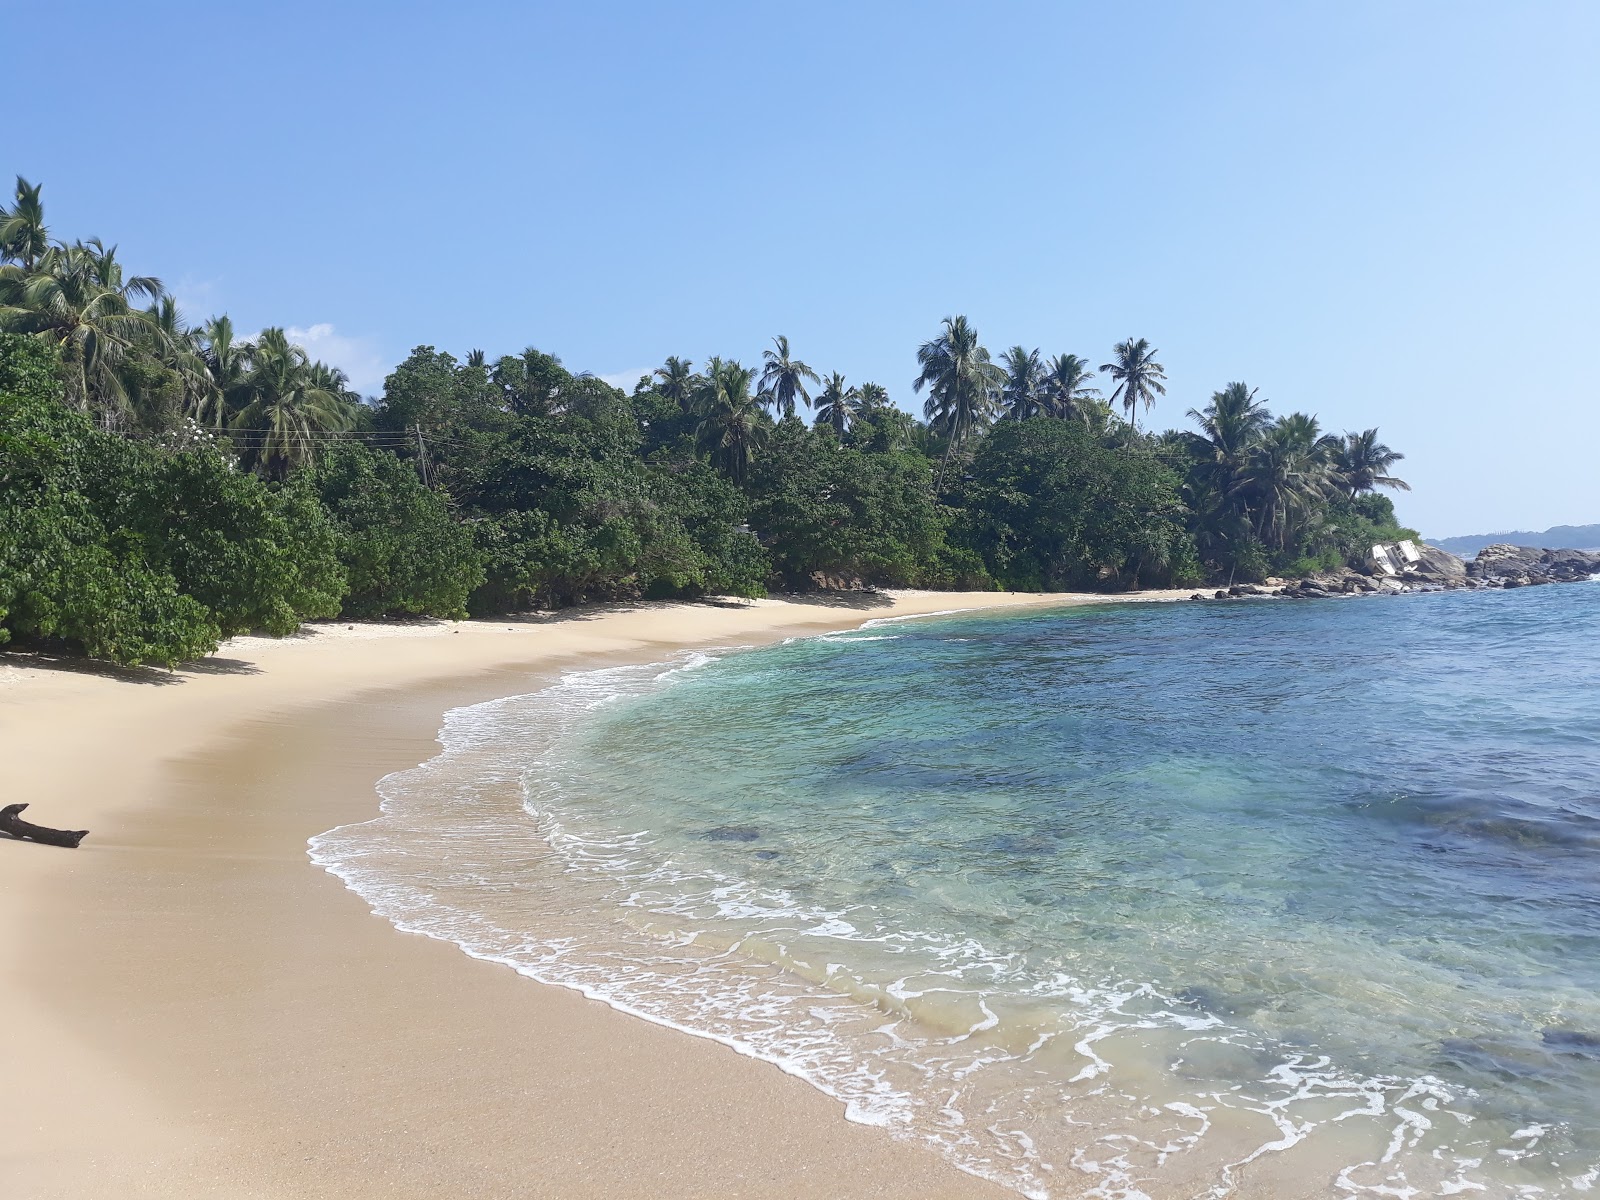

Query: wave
[{"left": 309, "top": 623, "right": 1597, "bottom": 1198}]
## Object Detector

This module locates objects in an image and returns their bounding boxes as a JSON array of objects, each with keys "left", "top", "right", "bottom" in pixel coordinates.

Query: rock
[
  {"left": 703, "top": 825, "right": 762, "bottom": 843},
  {"left": 1413, "top": 544, "right": 1468, "bottom": 579},
  {"left": 1468, "top": 544, "right": 1600, "bottom": 585},
  {"left": 1543, "top": 1028, "right": 1600, "bottom": 1054}
]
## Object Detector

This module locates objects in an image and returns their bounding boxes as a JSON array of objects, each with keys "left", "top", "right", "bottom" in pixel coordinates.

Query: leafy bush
[
  {"left": 0, "top": 335, "right": 220, "bottom": 665},
  {"left": 83, "top": 437, "right": 347, "bottom": 636},
  {"left": 956, "top": 419, "right": 1200, "bottom": 589},
  {"left": 301, "top": 442, "right": 484, "bottom": 619}
]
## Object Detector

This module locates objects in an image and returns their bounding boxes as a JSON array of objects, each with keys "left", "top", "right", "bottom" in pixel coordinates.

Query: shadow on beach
[
  {"left": 766, "top": 591, "right": 896, "bottom": 610},
  {"left": 0, "top": 647, "right": 262, "bottom": 687},
  {"left": 2, "top": 593, "right": 896, "bottom": 686}
]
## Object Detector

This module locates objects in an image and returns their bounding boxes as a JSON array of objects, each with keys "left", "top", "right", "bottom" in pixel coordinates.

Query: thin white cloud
[
  {"left": 599, "top": 367, "right": 655, "bottom": 392},
  {"left": 283, "top": 323, "right": 391, "bottom": 396}
]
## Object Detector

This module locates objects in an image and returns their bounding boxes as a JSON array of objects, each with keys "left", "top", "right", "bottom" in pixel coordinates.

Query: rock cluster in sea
[
  {"left": 1464, "top": 543, "right": 1600, "bottom": 587},
  {"left": 1190, "top": 543, "right": 1599, "bottom": 602}
]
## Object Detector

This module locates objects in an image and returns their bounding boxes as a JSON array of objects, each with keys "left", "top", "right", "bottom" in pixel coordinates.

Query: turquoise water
[{"left": 313, "top": 583, "right": 1600, "bottom": 1198}]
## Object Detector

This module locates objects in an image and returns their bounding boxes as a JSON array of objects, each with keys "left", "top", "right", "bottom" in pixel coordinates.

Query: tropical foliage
[{"left": 0, "top": 178, "right": 1417, "bottom": 665}]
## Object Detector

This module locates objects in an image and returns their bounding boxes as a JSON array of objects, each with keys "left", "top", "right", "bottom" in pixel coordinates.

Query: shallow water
[{"left": 312, "top": 583, "right": 1600, "bottom": 1198}]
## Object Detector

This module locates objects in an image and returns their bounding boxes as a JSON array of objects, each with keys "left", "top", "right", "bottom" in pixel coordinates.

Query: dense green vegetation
[{"left": 0, "top": 178, "right": 1415, "bottom": 664}]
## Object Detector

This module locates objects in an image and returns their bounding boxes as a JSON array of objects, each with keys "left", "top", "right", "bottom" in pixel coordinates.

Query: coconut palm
[
  {"left": 195, "top": 315, "right": 252, "bottom": 428},
  {"left": 914, "top": 315, "right": 1003, "bottom": 488},
  {"left": 1235, "top": 413, "right": 1340, "bottom": 551},
  {"left": 757, "top": 335, "right": 819, "bottom": 419},
  {"left": 143, "top": 294, "right": 211, "bottom": 414},
  {"left": 1337, "top": 428, "right": 1409, "bottom": 498},
  {"left": 230, "top": 327, "right": 357, "bottom": 477},
  {"left": 1100, "top": 337, "right": 1167, "bottom": 430},
  {"left": 0, "top": 238, "right": 164, "bottom": 419},
  {"left": 466, "top": 348, "right": 487, "bottom": 370},
  {"left": 494, "top": 346, "right": 566, "bottom": 416},
  {"left": 694, "top": 357, "right": 768, "bottom": 485},
  {"left": 653, "top": 355, "right": 698, "bottom": 410},
  {"left": 1186, "top": 383, "right": 1271, "bottom": 488},
  {"left": 999, "top": 346, "right": 1047, "bottom": 419},
  {"left": 0, "top": 177, "right": 49, "bottom": 270},
  {"left": 1040, "top": 353, "right": 1100, "bottom": 421},
  {"left": 814, "top": 371, "right": 861, "bottom": 436}
]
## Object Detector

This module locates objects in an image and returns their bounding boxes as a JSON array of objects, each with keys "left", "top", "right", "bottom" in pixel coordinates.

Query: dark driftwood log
[{"left": 0, "top": 803, "right": 88, "bottom": 848}]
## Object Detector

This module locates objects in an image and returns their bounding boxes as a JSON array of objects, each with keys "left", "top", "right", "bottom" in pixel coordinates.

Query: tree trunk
[{"left": 0, "top": 804, "right": 89, "bottom": 849}]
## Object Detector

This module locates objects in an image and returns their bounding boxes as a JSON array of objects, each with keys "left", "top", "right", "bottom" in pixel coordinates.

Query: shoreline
[{"left": 0, "top": 588, "right": 1192, "bottom": 1198}]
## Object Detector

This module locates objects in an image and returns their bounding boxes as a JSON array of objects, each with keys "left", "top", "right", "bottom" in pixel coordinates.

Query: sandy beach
[{"left": 0, "top": 589, "right": 1190, "bottom": 1199}]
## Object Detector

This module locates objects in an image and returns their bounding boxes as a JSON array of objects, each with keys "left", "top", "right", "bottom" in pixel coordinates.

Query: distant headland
[{"left": 1428, "top": 523, "right": 1600, "bottom": 557}]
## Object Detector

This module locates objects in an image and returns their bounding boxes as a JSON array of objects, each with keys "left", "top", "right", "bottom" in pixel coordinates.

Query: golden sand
[{"left": 0, "top": 590, "right": 1189, "bottom": 1198}]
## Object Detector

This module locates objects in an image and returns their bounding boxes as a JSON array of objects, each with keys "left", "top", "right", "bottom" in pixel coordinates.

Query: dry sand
[{"left": 0, "top": 589, "right": 1191, "bottom": 1199}]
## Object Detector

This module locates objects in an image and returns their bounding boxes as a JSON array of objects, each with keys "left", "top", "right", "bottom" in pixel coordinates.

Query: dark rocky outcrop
[
  {"left": 1467, "top": 544, "right": 1600, "bottom": 587},
  {"left": 1199, "top": 539, "right": 1594, "bottom": 602}
]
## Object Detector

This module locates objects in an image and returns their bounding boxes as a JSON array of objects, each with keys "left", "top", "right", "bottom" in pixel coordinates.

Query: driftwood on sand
[{"left": 0, "top": 803, "right": 88, "bottom": 848}]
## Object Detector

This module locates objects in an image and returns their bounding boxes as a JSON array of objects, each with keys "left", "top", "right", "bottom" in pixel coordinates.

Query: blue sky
[{"left": 11, "top": 1, "right": 1598, "bottom": 536}]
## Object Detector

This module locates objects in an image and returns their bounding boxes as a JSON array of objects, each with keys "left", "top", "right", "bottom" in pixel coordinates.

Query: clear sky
[{"left": 11, "top": 1, "right": 1598, "bottom": 536}]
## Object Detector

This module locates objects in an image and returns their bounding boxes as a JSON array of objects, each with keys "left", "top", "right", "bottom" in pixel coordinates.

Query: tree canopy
[{"left": 0, "top": 177, "right": 1418, "bottom": 665}]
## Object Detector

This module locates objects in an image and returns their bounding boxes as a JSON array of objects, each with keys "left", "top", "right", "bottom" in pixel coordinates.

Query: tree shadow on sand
[
  {"left": 777, "top": 591, "right": 896, "bottom": 610},
  {"left": 1, "top": 647, "right": 261, "bottom": 687}
]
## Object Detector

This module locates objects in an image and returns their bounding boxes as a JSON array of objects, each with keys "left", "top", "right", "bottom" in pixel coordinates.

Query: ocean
[{"left": 311, "top": 581, "right": 1600, "bottom": 1198}]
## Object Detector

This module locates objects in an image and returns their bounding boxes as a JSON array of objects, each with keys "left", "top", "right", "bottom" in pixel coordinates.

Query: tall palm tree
[
  {"left": 1100, "top": 337, "right": 1167, "bottom": 430},
  {"left": 0, "top": 177, "right": 49, "bottom": 270},
  {"left": 914, "top": 315, "right": 1003, "bottom": 488},
  {"left": 466, "top": 348, "right": 487, "bottom": 370},
  {"left": 231, "top": 327, "right": 356, "bottom": 477},
  {"left": 1236, "top": 413, "right": 1339, "bottom": 552},
  {"left": 694, "top": 357, "right": 768, "bottom": 485},
  {"left": 757, "top": 335, "right": 819, "bottom": 419},
  {"left": 814, "top": 371, "right": 861, "bottom": 435},
  {"left": 1040, "top": 353, "right": 1100, "bottom": 421},
  {"left": 999, "top": 345, "right": 1047, "bottom": 419},
  {"left": 143, "top": 294, "right": 210, "bottom": 414},
  {"left": 653, "top": 355, "right": 698, "bottom": 410},
  {"left": 0, "top": 237, "right": 164, "bottom": 419},
  {"left": 1337, "top": 428, "right": 1409, "bottom": 498},
  {"left": 1186, "top": 382, "right": 1271, "bottom": 488},
  {"left": 197, "top": 315, "right": 251, "bottom": 428}
]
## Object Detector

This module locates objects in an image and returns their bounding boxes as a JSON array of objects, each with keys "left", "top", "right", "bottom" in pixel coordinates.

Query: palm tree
[
  {"left": 694, "top": 357, "right": 768, "bottom": 485},
  {"left": 1236, "top": 413, "right": 1340, "bottom": 552},
  {"left": 1186, "top": 382, "right": 1271, "bottom": 489},
  {"left": 1337, "top": 428, "right": 1409, "bottom": 498},
  {"left": 757, "top": 335, "right": 819, "bottom": 419},
  {"left": 653, "top": 355, "right": 698, "bottom": 411},
  {"left": 0, "top": 237, "right": 164, "bottom": 419},
  {"left": 466, "top": 349, "right": 487, "bottom": 370},
  {"left": 0, "top": 177, "right": 49, "bottom": 270},
  {"left": 230, "top": 328, "right": 357, "bottom": 477},
  {"left": 814, "top": 371, "right": 861, "bottom": 436},
  {"left": 196, "top": 315, "right": 251, "bottom": 428},
  {"left": 847, "top": 382, "right": 916, "bottom": 450},
  {"left": 144, "top": 294, "right": 210, "bottom": 415},
  {"left": 493, "top": 346, "right": 567, "bottom": 416},
  {"left": 999, "top": 346, "right": 1047, "bottom": 419},
  {"left": 1041, "top": 353, "right": 1100, "bottom": 421},
  {"left": 914, "top": 315, "right": 1003, "bottom": 488},
  {"left": 1100, "top": 337, "right": 1167, "bottom": 430}
]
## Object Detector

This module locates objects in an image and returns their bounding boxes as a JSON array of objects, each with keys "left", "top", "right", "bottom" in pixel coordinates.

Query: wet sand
[{"left": 0, "top": 591, "right": 1189, "bottom": 1198}]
